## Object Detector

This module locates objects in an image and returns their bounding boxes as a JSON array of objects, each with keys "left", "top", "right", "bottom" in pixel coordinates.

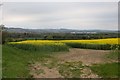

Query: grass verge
[
  {"left": 2, "top": 45, "right": 52, "bottom": 78},
  {"left": 90, "top": 62, "right": 119, "bottom": 78}
]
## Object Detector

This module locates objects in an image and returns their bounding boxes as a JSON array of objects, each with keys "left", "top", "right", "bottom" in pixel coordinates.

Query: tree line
[
  {"left": 0, "top": 25, "right": 119, "bottom": 44},
  {"left": 1, "top": 31, "right": 119, "bottom": 44}
]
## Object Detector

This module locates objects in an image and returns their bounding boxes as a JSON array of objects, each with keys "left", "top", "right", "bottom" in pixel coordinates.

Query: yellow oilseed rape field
[
  {"left": 61, "top": 38, "right": 119, "bottom": 44},
  {"left": 11, "top": 38, "right": 119, "bottom": 44},
  {"left": 9, "top": 38, "right": 119, "bottom": 50}
]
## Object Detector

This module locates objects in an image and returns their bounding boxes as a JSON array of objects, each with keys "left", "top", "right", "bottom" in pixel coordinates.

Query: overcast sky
[{"left": 2, "top": 2, "right": 118, "bottom": 30}]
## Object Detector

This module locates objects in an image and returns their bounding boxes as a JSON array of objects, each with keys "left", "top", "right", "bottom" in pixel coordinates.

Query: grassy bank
[
  {"left": 90, "top": 63, "right": 119, "bottom": 78},
  {"left": 2, "top": 45, "right": 53, "bottom": 78}
]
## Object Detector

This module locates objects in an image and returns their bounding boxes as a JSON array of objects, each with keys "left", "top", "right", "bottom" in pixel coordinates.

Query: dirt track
[
  {"left": 56, "top": 48, "right": 110, "bottom": 66},
  {"left": 30, "top": 48, "right": 111, "bottom": 78}
]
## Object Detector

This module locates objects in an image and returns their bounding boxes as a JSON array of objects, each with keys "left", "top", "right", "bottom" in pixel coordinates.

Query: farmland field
[
  {"left": 2, "top": 2, "right": 119, "bottom": 79},
  {"left": 2, "top": 38, "right": 119, "bottom": 78},
  {"left": 9, "top": 38, "right": 120, "bottom": 50},
  {"left": 10, "top": 38, "right": 119, "bottom": 44}
]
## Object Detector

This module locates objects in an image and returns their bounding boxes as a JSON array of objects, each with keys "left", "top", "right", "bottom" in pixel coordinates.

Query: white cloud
[{"left": 2, "top": 2, "right": 118, "bottom": 30}]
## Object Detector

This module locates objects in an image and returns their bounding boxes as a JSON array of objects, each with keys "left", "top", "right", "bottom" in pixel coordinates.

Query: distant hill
[{"left": 1, "top": 26, "right": 118, "bottom": 34}]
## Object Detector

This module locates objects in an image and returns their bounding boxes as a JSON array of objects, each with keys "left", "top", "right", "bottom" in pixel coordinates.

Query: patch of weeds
[
  {"left": 106, "top": 50, "right": 119, "bottom": 61},
  {"left": 58, "top": 61, "right": 83, "bottom": 78},
  {"left": 41, "top": 58, "right": 58, "bottom": 69},
  {"left": 36, "top": 69, "right": 45, "bottom": 75}
]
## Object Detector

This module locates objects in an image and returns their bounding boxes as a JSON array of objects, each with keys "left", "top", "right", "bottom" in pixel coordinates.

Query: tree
[
  {"left": 2, "top": 31, "right": 8, "bottom": 44},
  {"left": 46, "top": 35, "right": 53, "bottom": 40}
]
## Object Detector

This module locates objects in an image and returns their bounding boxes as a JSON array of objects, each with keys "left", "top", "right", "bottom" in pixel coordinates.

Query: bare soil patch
[
  {"left": 30, "top": 62, "right": 63, "bottom": 78},
  {"left": 56, "top": 48, "right": 110, "bottom": 66},
  {"left": 81, "top": 67, "right": 99, "bottom": 78},
  {"left": 29, "top": 48, "right": 112, "bottom": 78}
]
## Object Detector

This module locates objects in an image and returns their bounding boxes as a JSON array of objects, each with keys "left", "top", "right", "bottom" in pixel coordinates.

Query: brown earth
[
  {"left": 56, "top": 48, "right": 110, "bottom": 66},
  {"left": 30, "top": 62, "right": 63, "bottom": 78},
  {"left": 30, "top": 48, "right": 112, "bottom": 78}
]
